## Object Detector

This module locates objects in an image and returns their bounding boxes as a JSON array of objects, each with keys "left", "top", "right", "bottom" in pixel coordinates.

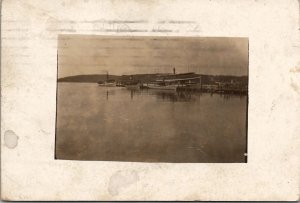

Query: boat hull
[
  {"left": 125, "top": 84, "right": 141, "bottom": 89},
  {"left": 143, "top": 84, "right": 177, "bottom": 90},
  {"left": 98, "top": 83, "right": 116, "bottom": 87}
]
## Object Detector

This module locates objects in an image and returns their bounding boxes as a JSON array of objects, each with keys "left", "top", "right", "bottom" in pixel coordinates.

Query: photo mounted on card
[
  {"left": 55, "top": 35, "right": 248, "bottom": 163},
  {"left": 1, "top": 0, "right": 299, "bottom": 201}
]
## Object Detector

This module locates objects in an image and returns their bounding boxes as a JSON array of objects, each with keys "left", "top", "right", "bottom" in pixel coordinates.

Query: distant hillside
[{"left": 58, "top": 74, "right": 120, "bottom": 83}]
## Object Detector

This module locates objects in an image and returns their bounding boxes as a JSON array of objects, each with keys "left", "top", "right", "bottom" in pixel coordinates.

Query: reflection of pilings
[
  {"left": 223, "top": 94, "right": 230, "bottom": 100},
  {"left": 131, "top": 90, "right": 133, "bottom": 100},
  {"left": 106, "top": 90, "right": 108, "bottom": 100}
]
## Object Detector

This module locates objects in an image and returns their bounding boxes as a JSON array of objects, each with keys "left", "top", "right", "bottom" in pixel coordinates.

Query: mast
[{"left": 200, "top": 75, "right": 202, "bottom": 90}]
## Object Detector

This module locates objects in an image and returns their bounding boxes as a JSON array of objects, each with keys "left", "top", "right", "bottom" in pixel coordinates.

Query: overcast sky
[{"left": 58, "top": 35, "right": 248, "bottom": 78}]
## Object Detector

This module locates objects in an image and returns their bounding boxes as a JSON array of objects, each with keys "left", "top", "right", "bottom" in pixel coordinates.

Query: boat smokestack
[
  {"left": 173, "top": 67, "right": 176, "bottom": 75},
  {"left": 106, "top": 72, "right": 109, "bottom": 80}
]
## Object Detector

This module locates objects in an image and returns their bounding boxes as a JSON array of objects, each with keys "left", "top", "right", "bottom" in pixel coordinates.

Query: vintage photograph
[{"left": 55, "top": 35, "right": 248, "bottom": 163}]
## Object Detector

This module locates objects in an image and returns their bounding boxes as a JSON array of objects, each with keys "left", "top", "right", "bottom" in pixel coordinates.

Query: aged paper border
[{"left": 1, "top": 0, "right": 300, "bottom": 200}]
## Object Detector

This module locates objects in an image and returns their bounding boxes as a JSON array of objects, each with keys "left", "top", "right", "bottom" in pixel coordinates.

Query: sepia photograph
[
  {"left": 55, "top": 35, "right": 248, "bottom": 163},
  {"left": 3, "top": 0, "right": 300, "bottom": 200}
]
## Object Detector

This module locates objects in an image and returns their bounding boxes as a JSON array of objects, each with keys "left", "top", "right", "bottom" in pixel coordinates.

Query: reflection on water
[
  {"left": 106, "top": 88, "right": 246, "bottom": 103},
  {"left": 56, "top": 83, "right": 247, "bottom": 163}
]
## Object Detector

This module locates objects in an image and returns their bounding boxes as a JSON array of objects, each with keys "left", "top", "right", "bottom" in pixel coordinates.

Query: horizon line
[{"left": 58, "top": 73, "right": 249, "bottom": 79}]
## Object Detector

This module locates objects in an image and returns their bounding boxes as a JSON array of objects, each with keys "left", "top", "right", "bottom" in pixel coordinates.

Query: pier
[{"left": 176, "top": 84, "right": 248, "bottom": 95}]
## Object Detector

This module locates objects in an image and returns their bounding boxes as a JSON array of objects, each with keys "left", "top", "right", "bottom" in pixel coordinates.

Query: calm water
[{"left": 56, "top": 83, "right": 247, "bottom": 162}]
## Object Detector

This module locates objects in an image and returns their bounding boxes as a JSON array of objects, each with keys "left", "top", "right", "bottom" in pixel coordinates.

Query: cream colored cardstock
[{"left": 1, "top": 0, "right": 300, "bottom": 201}]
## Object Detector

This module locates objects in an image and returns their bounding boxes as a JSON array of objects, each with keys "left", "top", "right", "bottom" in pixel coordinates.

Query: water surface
[{"left": 56, "top": 83, "right": 247, "bottom": 162}]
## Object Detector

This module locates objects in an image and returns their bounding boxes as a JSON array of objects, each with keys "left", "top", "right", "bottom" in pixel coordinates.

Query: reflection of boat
[
  {"left": 143, "top": 89, "right": 198, "bottom": 102},
  {"left": 98, "top": 72, "right": 116, "bottom": 87}
]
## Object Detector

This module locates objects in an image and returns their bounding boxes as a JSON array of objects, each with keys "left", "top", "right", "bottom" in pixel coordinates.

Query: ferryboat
[{"left": 143, "top": 69, "right": 201, "bottom": 91}]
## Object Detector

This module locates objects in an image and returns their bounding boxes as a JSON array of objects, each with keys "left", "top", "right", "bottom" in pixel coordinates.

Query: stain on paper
[
  {"left": 290, "top": 80, "right": 300, "bottom": 94},
  {"left": 108, "top": 170, "right": 139, "bottom": 196},
  {"left": 290, "top": 64, "right": 300, "bottom": 73},
  {"left": 4, "top": 130, "right": 19, "bottom": 149}
]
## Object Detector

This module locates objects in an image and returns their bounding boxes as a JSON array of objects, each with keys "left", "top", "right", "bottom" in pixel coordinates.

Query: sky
[{"left": 58, "top": 35, "right": 248, "bottom": 78}]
